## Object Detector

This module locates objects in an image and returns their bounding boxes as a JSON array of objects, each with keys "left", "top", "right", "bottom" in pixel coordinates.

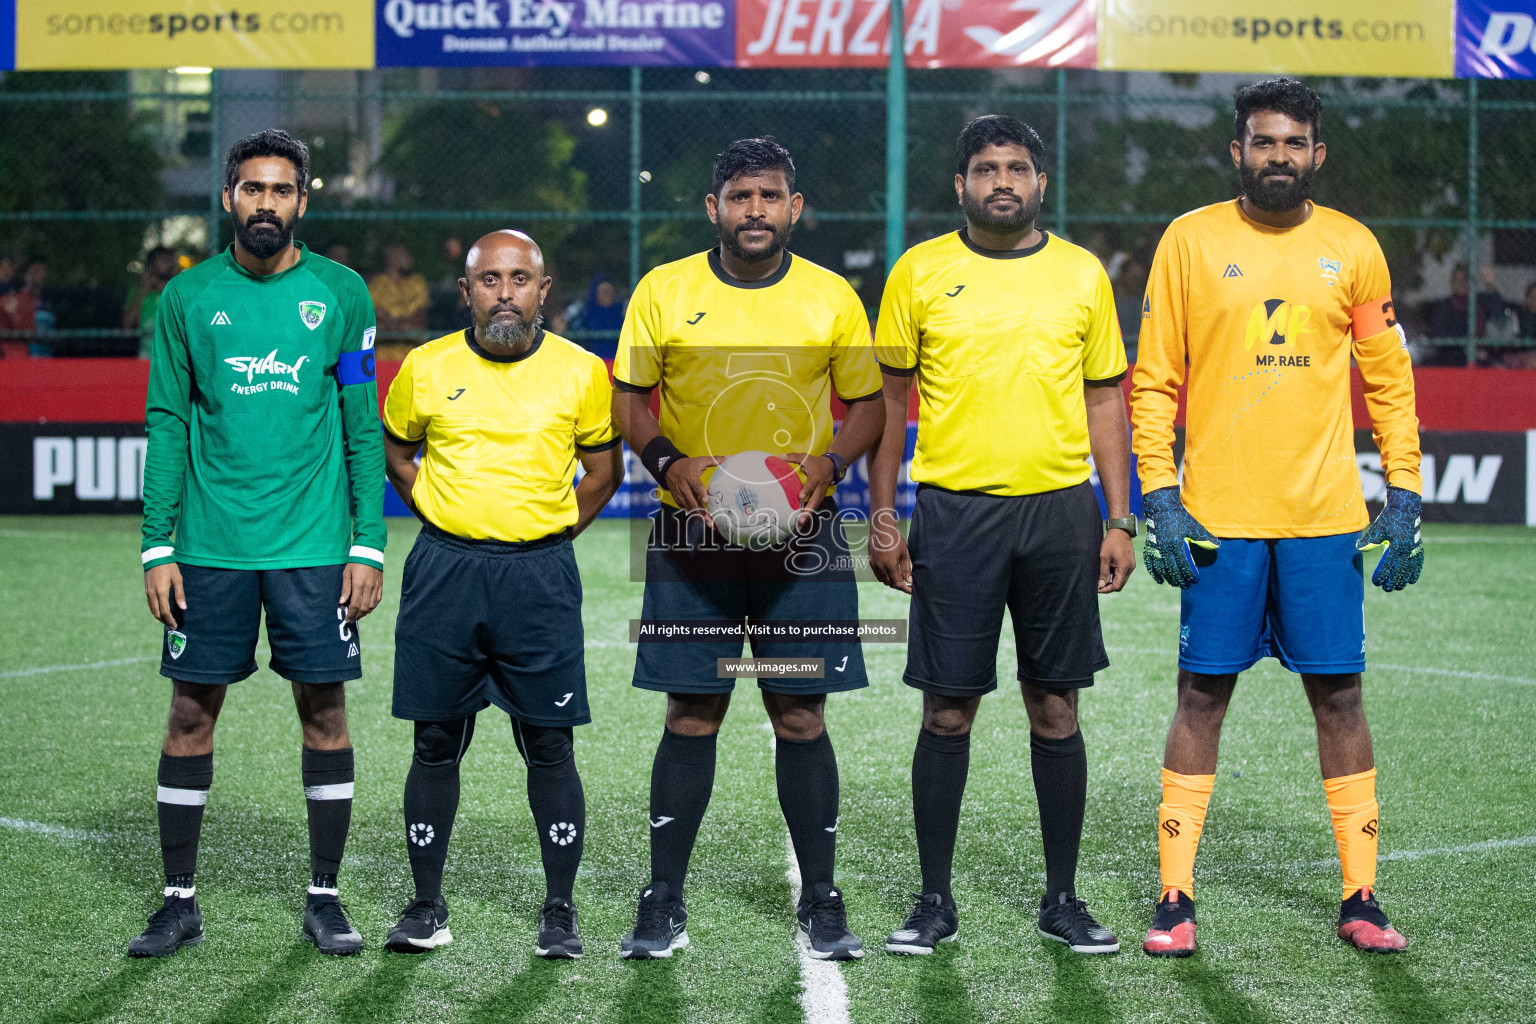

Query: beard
[
  {"left": 480, "top": 305, "right": 541, "bottom": 348},
  {"left": 234, "top": 211, "right": 294, "bottom": 260},
  {"left": 719, "top": 218, "right": 791, "bottom": 264},
  {"left": 962, "top": 184, "right": 1044, "bottom": 232},
  {"left": 1239, "top": 161, "right": 1316, "bottom": 212}
]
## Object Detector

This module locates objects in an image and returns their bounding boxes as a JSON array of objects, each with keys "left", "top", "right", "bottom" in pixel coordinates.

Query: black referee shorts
[
  {"left": 904, "top": 481, "right": 1109, "bottom": 697},
  {"left": 392, "top": 523, "right": 589, "bottom": 726},
  {"left": 632, "top": 502, "right": 868, "bottom": 697}
]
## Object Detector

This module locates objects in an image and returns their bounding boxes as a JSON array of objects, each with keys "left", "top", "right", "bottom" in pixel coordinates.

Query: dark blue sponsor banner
[
  {"left": 1456, "top": 0, "right": 1536, "bottom": 78},
  {"left": 376, "top": 0, "right": 736, "bottom": 66},
  {"left": 0, "top": 0, "right": 14, "bottom": 71}
]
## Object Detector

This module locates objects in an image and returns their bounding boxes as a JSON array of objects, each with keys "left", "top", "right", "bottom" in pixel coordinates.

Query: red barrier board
[
  {"left": 735, "top": 0, "right": 1097, "bottom": 69},
  {"left": 4, "top": 359, "right": 1531, "bottom": 432}
]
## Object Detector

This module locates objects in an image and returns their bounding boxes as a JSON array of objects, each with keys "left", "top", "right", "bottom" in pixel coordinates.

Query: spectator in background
[
  {"left": 0, "top": 253, "right": 20, "bottom": 358},
  {"left": 1517, "top": 281, "right": 1536, "bottom": 339},
  {"left": 428, "top": 236, "right": 472, "bottom": 333},
  {"left": 1427, "top": 262, "right": 1505, "bottom": 339},
  {"left": 565, "top": 273, "right": 625, "bottom": 358},
  {"left": 0, "top": 258, "right": 50, "bottom": 356},
  {"left": 566, "top": 273, "right": 626, "bottom": 333},
  {"left": 1114, "top": 254, "right": 1149, "bottom": 362},
  {"left": 1086, "top": 226, "right": 1129, "bottom": 282},
  {"left": 23, "top": 260, "right": 54, "bottom": 356},
  {"left": 369, "top": 243, "right": 430, "bottom": 342},
  {"left": 1500, "top": 281, "right": 1536, "bottom": 369},
  {"left": 126, "top": 246, "right": 182, "bottom": 358},
  {"left": 323, "top": 242, "right": 353, "bottom": 267}
]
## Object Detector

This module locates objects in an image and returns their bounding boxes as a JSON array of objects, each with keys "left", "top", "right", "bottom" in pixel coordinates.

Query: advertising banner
[
  {"left": 1, "top": 3, "right": 14, "bottom": 70},
  {"left": 736, "top": 0, "right": 1095, "bottom": 69},
  {"left": 16, "top": 0, "right": 375, "bottom": 69},
  {"left": 375, "top": 0, "right": 736, "bottom": 66},
  {"left": 1099, "top": 0, "right": 1455, "bottom": 77},
  {"left": 1456, "top": 0, "right": 1536, "bottom": 77}
]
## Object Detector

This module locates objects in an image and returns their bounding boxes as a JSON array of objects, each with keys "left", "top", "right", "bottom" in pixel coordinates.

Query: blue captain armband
[{"left": 338, "top": 348, "right": 376, "bottom": 386}]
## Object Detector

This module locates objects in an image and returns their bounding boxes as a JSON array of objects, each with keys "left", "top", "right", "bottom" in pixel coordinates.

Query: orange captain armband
[{"left": 1351, "top": 295, "right": 1399, "bottom": 341}]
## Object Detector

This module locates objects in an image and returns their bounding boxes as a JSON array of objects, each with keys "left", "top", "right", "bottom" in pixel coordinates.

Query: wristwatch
[
  {"left": 1105, "top": 516, "right": 1138, "bottom": 538},
  {"left": 823, "top": 451, "right": 848, "bottom": 484}
]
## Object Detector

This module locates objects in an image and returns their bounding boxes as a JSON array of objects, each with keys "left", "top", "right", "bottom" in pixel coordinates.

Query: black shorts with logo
[
  {"left": 392, "top": 523, "right": 589, "bottom": 727},
  {"left": 159, "top": 563, "right": 361, "bottom": 685},
  {"left": 905, "top": 481, "right": 1109, "bottom": 696},
  {"left": 632, "top": 501, "right": 868, "bottom": 697}
]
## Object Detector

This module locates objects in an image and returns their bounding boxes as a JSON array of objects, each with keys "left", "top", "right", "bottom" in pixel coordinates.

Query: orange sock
[
  {"left": 1158, "top": 768, "right": 1215, "bottom": 900},
  {"left": 1325, "top": 768, "right": 1379, "bottom": 900}
]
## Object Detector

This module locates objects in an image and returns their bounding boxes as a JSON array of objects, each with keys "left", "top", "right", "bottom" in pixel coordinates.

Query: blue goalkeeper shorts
[{"left": 1178, "top": 533, "right": 1365, "bottom": 676}]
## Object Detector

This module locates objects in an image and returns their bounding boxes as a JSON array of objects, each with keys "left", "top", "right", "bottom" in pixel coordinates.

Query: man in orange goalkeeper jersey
[{"left": 1130, "top": 78, "right": 1423, "bottom": 958}]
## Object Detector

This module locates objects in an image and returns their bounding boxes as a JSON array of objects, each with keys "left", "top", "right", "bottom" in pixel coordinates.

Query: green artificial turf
[{"left": 0, "top": 517, "right": 1532, "bottom": 1023}]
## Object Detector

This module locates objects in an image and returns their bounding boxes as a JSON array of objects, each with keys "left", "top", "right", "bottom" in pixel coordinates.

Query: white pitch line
[
  {"left": 1309, "top": 834, "right": 1536, "bottom": 869},
  {"left": 767, "top": 728, "right": 851, "bottom": 1024},
  {"left": 0, "top": 656, "right": 159, "bottom": 679},
  {"left": 1372, "top": 663, "right": 1536, "bottom": 686},
  {"left": 0, "top": 816, "right": 112, "bottom": 842}
]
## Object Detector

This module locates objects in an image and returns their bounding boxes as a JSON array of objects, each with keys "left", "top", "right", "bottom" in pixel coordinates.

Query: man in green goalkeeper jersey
[{"left": 128, "top": 130, "right": 386, "bottom": 959}]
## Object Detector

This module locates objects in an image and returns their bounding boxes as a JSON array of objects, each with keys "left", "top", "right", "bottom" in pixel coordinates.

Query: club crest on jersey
[
  {"left": 1319, "top": 257, "right": 1342, "bottom": 285},
  {"left": 298, "top": 301, "right": 327, "bottom": 330},
  {"left": 166, "top": 630, "right": 187, "bottom": 660}
]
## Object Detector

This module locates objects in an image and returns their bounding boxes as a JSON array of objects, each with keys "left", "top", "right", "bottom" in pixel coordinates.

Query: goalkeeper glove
[
  {"left": 1141, "top": 486, "right": 1220, "bottom": 589},
  {"left": 1356, "top": 485, "right": 1424, "bottom": 592}
]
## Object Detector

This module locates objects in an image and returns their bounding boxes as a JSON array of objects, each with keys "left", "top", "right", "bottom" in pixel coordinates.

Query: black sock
[
  {"left": 1031, "top": 730, "right": 1087, "bottom": 902},
  {"left": 775, "top": 730, "right": 840, "bottom": 891},
  {"left": 912, "top": 729, "right": 970, "bottom": 901},
  {"left": 302, "top": 746, "right": 354, "bottom": 892},
  {"left": 404, "top": 718, "right": 475, "bottom": 902},
  {"left": 157, "top": 752, "right": 213, "bottom": 893},
  {"left": 512, "top": 720, "right": 585, "bottom": 904},
  {"left": 648, "top": 728, "right": 717, "bottom": 896}
]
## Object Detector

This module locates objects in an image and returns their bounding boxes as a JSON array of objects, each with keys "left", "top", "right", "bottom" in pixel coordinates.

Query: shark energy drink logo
[
  {"left": 1245, "top": 299, "right": 1315, "bottom": 366},
  {"left": 225, "top": 350, "right": 310, "bottom": 395}
]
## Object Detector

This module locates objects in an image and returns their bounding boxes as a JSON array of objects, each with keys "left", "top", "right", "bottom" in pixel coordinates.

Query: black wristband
[
  {"left": 823, "top": 451, "right": 848, "bottom": 483},
  {"left": 640, "top": 436, "right": 687, "bottom": 486}
]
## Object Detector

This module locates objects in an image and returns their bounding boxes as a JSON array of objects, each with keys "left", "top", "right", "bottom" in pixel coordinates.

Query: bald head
[
  {"left": 465, "top": 229, "right": 544, "bottom": 278},
  {"left": 459, "top": 228, "right": 551, "bottom": 354}
]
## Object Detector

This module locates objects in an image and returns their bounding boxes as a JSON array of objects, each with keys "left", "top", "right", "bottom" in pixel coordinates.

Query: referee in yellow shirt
[
  {"left": 612, "top": 138, "right": 885, "bottom": 962},
  {"left": 378, "top": 230, "right": 622, "bottom": 960},
  {"left": 870, "top": 116, "right": 1135, "bottom": 956}
]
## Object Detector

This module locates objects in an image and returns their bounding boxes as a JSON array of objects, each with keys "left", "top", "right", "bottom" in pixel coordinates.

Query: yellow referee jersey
[
  {"left": 382, "top": 327, "right": 619, "bottom": 542},
  {"left": 874, "top": 229, "right": 1126, "bottom": 496},
  {"left": 614, "top": 250, "right": 882, "bottom": 506},
  {"left": 1130, "top": 200, "right": 1421, "bottom": 538}
]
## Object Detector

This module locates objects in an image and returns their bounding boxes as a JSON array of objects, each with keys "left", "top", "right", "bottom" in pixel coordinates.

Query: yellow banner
[
  {"left": 1100, "top": 0, "right": 1454, "bottom": 77},
  {"left": 17, "top": 0, "right": 374, "bottom": 69}
]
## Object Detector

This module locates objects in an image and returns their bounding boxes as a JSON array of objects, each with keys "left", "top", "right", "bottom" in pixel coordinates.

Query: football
[{"left": 705, "top": 451, "right": 804, "bottom": 549}]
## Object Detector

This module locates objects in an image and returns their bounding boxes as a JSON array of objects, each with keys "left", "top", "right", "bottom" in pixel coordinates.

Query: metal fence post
[
  {"left": 1466, "top": 77, "right": 1479, "bottom": 366},
  {"left": 1055, "top": 68, "right": 1067, "bottom": 236},
  {"left": 629, "top": 66, "right": 643, "bottom": 293},
  {"left": 885, "top": 0, "right": 906, "bottom": 274},
  {"left": 207, "top": 69, "right": 222, "bottom": 256}
]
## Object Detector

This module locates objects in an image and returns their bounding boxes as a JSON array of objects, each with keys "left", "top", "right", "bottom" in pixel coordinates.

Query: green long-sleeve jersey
[{"left": 141, "top": 243, "right": 386, "bottom": 572}]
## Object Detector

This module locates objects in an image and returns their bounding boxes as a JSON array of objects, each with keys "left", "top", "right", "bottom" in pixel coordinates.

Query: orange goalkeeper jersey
[{"left": 1130, "top": 200, "right": 1421, "bottom": 538}]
